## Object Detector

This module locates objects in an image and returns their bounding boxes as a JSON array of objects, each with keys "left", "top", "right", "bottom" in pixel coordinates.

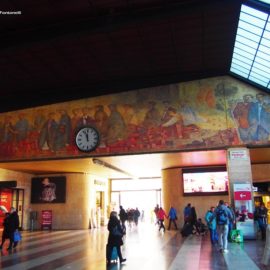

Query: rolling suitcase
[
  {"left": 111, "top": 247, "right": 118, "bottom": 263},
  {"left": 106, "top": 244, "right": 118, "bottom": 264}
]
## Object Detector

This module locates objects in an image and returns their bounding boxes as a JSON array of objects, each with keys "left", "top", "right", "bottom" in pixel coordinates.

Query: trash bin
[{"left": 262, "top": 225, "right": 270, "bottom": 265}]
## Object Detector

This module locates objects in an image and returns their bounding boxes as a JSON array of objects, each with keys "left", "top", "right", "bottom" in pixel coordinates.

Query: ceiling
[
  {"left": 1, "top": 0, "right": 270, "bottom": 178},
  {"left": 0, "top": 148, "right": 269, "bottom": 178},
  {"left": 0, "top": 0, "right": 244, "bottom": 112}
]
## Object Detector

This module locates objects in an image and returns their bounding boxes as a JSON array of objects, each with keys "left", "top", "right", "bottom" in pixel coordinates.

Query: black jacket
[
  {"left": 107, "top": 216, "right": 124, "bottom": 247},
  {"left": 6, "top": 211, "right": 19, "bottom": 233}
]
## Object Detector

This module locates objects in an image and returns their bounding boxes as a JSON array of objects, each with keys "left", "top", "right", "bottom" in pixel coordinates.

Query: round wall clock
[{"left": 75, "top": 126, "right": 100, "bottom": 152}]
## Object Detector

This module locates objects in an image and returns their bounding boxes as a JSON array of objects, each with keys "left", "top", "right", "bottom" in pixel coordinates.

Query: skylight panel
[
  {"left": 258, "top": 1, "right": 270, "bottom": 5},
  {"left": 233, "top": 53, "right": 254, "bottom": 65},
  {"left": 230, "top": 4, "right": 270, "bottom": 91},
  {"left": 237, "top": 28, "right": 261, "bottom": 42}
]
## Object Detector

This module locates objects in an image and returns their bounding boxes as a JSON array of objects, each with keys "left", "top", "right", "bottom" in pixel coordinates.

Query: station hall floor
[{"left": 0, "top": 223, "right": 269, "bottom": 270}]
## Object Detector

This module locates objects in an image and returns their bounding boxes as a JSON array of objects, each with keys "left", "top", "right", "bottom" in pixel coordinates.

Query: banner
[
  {"left": 233, "top": 183, "right": 256, "bottom": 239},
  {"left": 41, "top": 210, "right": 52, "bottom": 230}
]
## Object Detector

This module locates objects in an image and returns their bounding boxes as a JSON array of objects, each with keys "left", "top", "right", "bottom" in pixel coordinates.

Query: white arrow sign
[{"left": 240, "top": 193, "right": 246, "bottom": 198}]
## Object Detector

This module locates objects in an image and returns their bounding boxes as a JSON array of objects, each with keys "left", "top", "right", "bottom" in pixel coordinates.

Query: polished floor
[{"left": 0, "top": 223, "right": 269, "bottom": 270}]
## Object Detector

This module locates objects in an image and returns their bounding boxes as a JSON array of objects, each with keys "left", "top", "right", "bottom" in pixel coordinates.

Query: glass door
[{"left": 12, "top": 189, "right": 24, "bottom": 229}]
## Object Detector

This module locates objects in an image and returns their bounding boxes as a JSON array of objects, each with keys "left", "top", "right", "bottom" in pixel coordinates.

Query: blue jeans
[
  {"left": 217, "top": 224, "right": 229, "bottom": 250},
  {"left": 209, "top": 228, "right": 218, "bottom": 244}
]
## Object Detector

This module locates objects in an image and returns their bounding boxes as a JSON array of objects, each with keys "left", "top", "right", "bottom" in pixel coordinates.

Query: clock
[{"left": 75, "top": 126, "right": 100, "bottom": 152}]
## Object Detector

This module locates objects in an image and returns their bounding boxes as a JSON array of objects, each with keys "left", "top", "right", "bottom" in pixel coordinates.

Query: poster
[{"left": 31, "top": 176, "right": 66, "bottom": 203}]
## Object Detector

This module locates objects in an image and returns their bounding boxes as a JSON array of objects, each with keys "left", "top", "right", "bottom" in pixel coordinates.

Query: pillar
[{"left": 226, "top": 147, "right": 256, "bottom": 239}]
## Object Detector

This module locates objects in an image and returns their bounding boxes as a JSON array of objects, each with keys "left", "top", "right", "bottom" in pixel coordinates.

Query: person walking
[
  {"left": 157, "top": 207, "right": 167, "bottom": 232},
  {"left": 106, "top": 211, "right": 126, "bottom": 266},
  {"left": 6, "top": 207, "right": 20, "bottom": 250},
  {"left": 255, "top": 202, "right": 268, "bottom": 240},
  {"left": 213, "top": 200, "right": 233, "bottom": 253},
  {"left": 167, "top": 206, "right": 178, "bottom": 230},
  {"left": 205, "top": 206, "right": 218, "bottom": 244},
  {"left": 119, "top": 205, "right": 127, "bottom": 227},
  {"left": 183, "top": 203, "right": 192, "bottom": 224}
]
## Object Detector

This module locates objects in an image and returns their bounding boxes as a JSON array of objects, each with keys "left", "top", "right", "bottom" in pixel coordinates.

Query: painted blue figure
[{"left": 248, "top": 93, "right": 270, "bottom": 142}]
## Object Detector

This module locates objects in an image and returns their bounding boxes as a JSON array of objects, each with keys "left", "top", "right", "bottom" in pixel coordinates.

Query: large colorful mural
[{"left": 0, "top": 76, "right": 269, "bottom": 161}]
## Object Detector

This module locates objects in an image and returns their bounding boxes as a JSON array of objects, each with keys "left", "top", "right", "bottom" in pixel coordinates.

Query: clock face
[{"left": 75, "top": 127, "right": 100, "bottom": 152}]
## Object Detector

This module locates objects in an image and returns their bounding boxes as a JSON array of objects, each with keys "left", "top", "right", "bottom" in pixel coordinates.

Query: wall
[
  {"left": 161, "top": 163, "right": 270, "bottom": 227},
  {"left": 162, "top": 168, "right": 228, "bottom": 227},
  {"left": 0, "top": 169, "right": 109, "bottom": 230},
  {"left": 252, "top": 164, "right": 270, "bottom": 182},
  {"left": 0, "top": 163, "right": 270, "bottom": 230},
  {"left": 30, "top": 173, "right": 109, "bottom": 230}
]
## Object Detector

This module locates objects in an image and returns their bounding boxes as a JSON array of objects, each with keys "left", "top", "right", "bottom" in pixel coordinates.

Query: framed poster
[{"left": 31, "top": 176, "right": 66, "bottom": 203}]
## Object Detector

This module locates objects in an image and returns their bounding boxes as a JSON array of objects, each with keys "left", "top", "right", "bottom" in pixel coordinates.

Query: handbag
[{"left": 14, "top": 230, "right": 22, "bottom": 242}]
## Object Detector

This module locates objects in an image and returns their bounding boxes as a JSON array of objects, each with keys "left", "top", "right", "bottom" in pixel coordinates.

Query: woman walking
[{"left": 106, "top": 211, "right": 126, "bottom": 266}]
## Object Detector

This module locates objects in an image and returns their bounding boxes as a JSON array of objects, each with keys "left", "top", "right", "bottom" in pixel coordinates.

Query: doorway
[{"left": 111, "top": 178, "right": 161, "bottom": 223}]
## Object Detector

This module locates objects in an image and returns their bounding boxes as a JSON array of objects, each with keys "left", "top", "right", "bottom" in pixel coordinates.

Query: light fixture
[{"left": 92, "top": 158, "right": 134, "bottom": 178}]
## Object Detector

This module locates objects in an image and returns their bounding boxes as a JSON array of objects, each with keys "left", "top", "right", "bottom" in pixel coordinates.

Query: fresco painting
[{"left": 0, "top": 76, "right": 269, "bottom": 161}]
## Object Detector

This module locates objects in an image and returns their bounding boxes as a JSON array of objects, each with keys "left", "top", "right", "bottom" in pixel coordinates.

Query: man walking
[{"left": 213, "top": 200, "right": 233, "bottom": 253}]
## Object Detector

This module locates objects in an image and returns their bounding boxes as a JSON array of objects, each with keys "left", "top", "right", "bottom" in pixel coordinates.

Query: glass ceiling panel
[
  {"left": 230, "top": 4, "right": 270, "bottom": 91},
  {"left": 259, "top": 1, "right": 270, "bottom": 5}
]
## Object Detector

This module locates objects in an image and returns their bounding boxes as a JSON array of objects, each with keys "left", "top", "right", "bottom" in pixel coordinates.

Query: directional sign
[{"left": 234, "top": 191, "right": 251, "bottom": 200}]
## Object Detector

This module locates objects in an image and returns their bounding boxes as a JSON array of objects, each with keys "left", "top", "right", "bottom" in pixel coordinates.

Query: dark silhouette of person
[
  {"left": 6, "top": 207, "right": 19, "bottom": 250},
  {"left": 106, "top": 211, "right": 126, "bottom": 266}
]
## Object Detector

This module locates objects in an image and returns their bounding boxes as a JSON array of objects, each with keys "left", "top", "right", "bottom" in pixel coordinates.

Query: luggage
[
  {"left": 181, "top": 223, "right": 193, "bottom": 237},
  {"left": 230, "top": 229, "right": 244, "bottom": 243},
  {"left": 106, "top": 244, "right": 118, "bottom": 264},
  {"left": 111, "top": 247, "right": 118, "bottom": 262}
]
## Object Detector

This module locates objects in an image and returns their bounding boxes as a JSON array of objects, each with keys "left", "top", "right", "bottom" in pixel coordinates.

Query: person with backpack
[{"left": 213, "top": 200, "right": 233, "bottom": 253}]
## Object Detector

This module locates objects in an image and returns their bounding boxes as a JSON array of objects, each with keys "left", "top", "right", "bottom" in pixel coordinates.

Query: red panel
[{"left": 0, "top": 189, "right": 12, "bottom": 229}]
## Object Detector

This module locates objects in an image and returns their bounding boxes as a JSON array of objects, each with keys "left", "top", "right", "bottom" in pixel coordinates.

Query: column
[{"left": 226, "top": 147, "right": 256, "bottom": 239}]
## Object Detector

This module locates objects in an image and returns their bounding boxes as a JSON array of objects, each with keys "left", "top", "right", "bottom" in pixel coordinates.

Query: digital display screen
[{"left": 183, "top": 169, "right": 228, "bottom": 196}]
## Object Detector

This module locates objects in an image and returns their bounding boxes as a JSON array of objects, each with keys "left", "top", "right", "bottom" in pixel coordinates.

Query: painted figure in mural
[
  {"left": 143, "top": 101, "right": 161, "bottom": 128},
  {"left": 77, "top": 107, "right": 96, "bottom": 128},
  {"left": 33, "top": 109, "right": 46, "bottom": 133},
  {"left": 57, "top": 109, "right": 72, "bottom": 147},
  {"left": 232, "top": 94, "right": 254, "bottom": 143},
  {"left": 40, "top": 177, "right": 56, "bottom": 202},
  {"left": 94, "top": 105, "right": 108, "bottom": 145},
  {"left": 107, "top": 104, "right": 126, "bottom": 145},
  {"left": 15, "top": 113, "right": 29, "bottom": 143},
  {"left": 161, "top": 101, "right": 183, "bottom": 138},
  {"left": 1, "top": 116, "right": 16, "bottom": 143},
  {"left": 179, "top": 101, "right": 199, "bottom": 126},
  {"left": 70, "top": 108, "right": 82, "bottom": 145},
  {"left": 38, "top": 112, "right": 58, "bottom": 152},
  {"left": 248, "top": 93, "right": 270, "bottom": 142}
]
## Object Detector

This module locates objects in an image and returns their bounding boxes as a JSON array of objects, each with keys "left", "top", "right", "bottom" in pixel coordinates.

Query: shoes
[
  {"left": 223, "top": 249, "right": 229, "bottom": 253},
  {"left": 120, "top": 258, "right": 126, "bottom": 264}
]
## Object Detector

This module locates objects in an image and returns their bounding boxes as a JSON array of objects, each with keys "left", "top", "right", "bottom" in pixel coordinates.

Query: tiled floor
[{"left": 0, "top": 223, "right": 269, "bottom": 270}]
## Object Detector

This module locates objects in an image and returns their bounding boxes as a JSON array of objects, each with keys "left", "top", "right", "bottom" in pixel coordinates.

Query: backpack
[{"left": 216, "top": 208, "right": 227, "bottom": 225}]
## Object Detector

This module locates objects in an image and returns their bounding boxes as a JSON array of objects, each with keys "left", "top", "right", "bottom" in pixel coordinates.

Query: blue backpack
[{"left": 216, "top": 208, "right": 227, "bottom": 225}]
